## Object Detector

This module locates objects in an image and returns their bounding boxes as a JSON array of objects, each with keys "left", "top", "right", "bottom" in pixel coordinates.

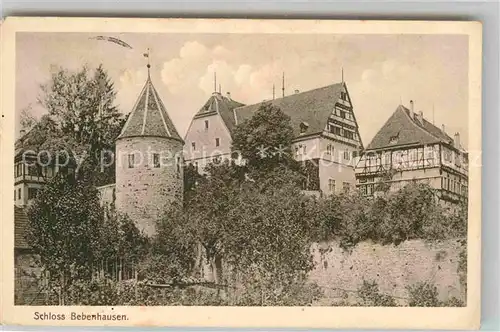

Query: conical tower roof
[{"left": 118, "top": 75, "right": 182, "bottom": 141}]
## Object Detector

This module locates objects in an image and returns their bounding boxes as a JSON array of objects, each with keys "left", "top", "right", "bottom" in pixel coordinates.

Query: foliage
[
  {"left": 22, "top": 64, "right": 125, "bottom": 186},
  {"left": 26, "top": 175, "right": 103, "bottom": 302},
  {"left": 407, "top": 282, "right": 441, "bottom": 307},
  {"left": 311, "top": 182, "right": 467, "bottom": 249},
  {"left": 356, "top": 280, "right": 397, "bottom": 307},
  {"left": 231, "top": 103, "right": 300, "bottom": 174}
]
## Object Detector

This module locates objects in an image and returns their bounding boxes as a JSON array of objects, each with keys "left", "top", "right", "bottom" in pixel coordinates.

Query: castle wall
[
  {"left": 308, "top": 239, "right": 465, "bottom": 305},
  {"left": 115, "top": 136, "right": 183, "bottom": 236}
]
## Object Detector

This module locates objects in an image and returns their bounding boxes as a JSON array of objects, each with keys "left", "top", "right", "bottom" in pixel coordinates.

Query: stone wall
[
  {"left": 115, "top": 136, "right": 183, "bottom": 236},
  {"left": 308, "top": 239, "right": 465, "bottom": 305}
]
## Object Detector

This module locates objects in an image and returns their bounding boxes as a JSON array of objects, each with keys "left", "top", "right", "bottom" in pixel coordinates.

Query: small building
[
  {"left": 355, "top": 101, "right": 468, "bottom": 203},
  {"left": 14, "top": 129, "right": 75, "bottom": 207},
  {"left": 184, "top": 82, "right": 364, "bottom": 195}
]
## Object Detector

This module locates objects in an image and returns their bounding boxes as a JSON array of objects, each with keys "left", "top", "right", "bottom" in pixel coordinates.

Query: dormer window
[
  {"left": 299, "top": 122, "right": 309, "bottom": 134},
  {"left": 341, "top": 91, "right": 347, "bottom": 101}
]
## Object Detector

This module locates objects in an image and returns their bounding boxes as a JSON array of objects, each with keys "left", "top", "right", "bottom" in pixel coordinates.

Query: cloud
[{"left": 117, "top": 67, "right": 147, "bottom": 113}]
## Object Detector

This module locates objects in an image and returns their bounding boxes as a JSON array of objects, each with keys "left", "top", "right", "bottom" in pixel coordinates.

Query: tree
[
  {"left": 19, "top": 104, "right": 37, "bottom": 132},
  {"left": 231, "top": 103, "right": 299, "bottom": 174},
  {"left": 26, "top": 174, "right": 103, "bottom": 304},
  {"left": 22, "top": 64, "right": 125, "bottom": 185}
]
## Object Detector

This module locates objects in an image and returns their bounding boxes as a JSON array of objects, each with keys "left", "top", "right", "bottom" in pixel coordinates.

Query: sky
[{"left": 16, "top": 32, "right": 469, "bottom": 147}]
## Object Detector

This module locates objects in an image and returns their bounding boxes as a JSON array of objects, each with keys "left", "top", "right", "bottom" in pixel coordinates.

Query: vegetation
[
  {"left": 22, "top": 68, "right": 467, "bottom": 306},
  {"left": 19, "top": 65, "right": 125, "bottom": 186}
]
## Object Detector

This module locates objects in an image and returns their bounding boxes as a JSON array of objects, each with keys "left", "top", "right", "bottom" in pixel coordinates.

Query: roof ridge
[
  {"left": 233, "top": 82, "right": 344, "bottom": 113},
  {"left": 400, "top": 105, "right": 444, "bottom": 143}
]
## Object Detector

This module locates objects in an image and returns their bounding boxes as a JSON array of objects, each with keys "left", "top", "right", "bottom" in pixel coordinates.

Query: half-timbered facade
[
  {"left": 14, "top": 132, "right": 75, "bottom": 207},
  {"left": 355, "top": 101, "right": 468, "bottom": 203}
]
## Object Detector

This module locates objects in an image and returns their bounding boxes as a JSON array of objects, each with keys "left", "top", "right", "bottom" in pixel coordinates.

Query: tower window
[
  {"left": 326, "top": 144, "right": 333, "bottom": 155},
  {"left": 340, "top": 111, "right": 346, "bottom": 119},
  {"left": 215, "top": 138, "right": 220, "bottom": 147},
  {"left": 341, "top": 91, "right": 347, "bottom": 100},
  {"left": 191, "top": 142, "right": 196, "bottom": 150},
  {"left": 18, "top": 188, "right": 21, "bottom": 200},
  {"left": 128, "top": 154, "right": 135, "bottom": 168},
  {"left": 153, "top": 153, "right": 160, "bottom": 168},
  {"left": 205, "top": 120, "right": 209, "bottom": 130}
]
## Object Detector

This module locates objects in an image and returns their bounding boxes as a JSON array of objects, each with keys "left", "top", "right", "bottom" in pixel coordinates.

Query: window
[
  {"left": 295, "top": 146, "right": 300, "bottom": 156},
  {"left": 191, "top": 142, "right": 196, "bottom": 150},
  {"left": 343, "top": 182, "right": 351, "bottom": 193},
  {"left": 215, "top": 138, "right": 220, "bottom": 147},
  {"left": 28, "top": 188, "right": 39, "bottom": 200},
  {"left": 326, "top": 144, "right": 333, "bottom": 155},
  {"left": 344, "top": 130, "right": 354, "bottom": 139},
  {"left": 334, "top": 127, "right": 341, "bottom": 135},
  {"left": 18, "top": 188, "right": 21, "bottom": 200},
  {"left": 367, "top": 184, "right": 374, "bottom": 196},
  {"left": 344, "top": 150, "right": 350, "bottom": 160},
  {"left": 340, "top": 110, "right": 346, "bottom": 119},
  {"left": 15, "top": 163, "right": 23, "bottom": 177},
  {"left": 128, "top": 154, "right": 135, "bottom": 168},
  {"left": 341, "top": 91, "right": 347, "bottom": 100},
  {"left": 204, "top": 120, "right": 209, "bottom": 130},
  {"left": 352, "top": 150, "right": 358, "bottom": 158},
  {"left": 176, "top": 157, "right": 181, "bottom": 173},
  {"left": 14, "top": 190, "right": 16, "bottom": 201},
  {"left": 328, "top": 179, "right": 336, "bottom": 193},
  {"left": 153, "top": 153, "right": 160, "bottom": 168}
]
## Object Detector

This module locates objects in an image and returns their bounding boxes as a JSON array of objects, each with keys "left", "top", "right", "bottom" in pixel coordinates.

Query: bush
[
  {"left": 357, "top": 280, "right": 397, "bottom": 307},
  {"left": 407, "top": 282, "right": 441, "bottom": 307}
]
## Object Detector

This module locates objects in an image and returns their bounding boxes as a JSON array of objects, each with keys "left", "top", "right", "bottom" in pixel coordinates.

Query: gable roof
[
  {"left": 233, "top": 83, "right": 344, "bottom": 137},
  {"left": 193, "top": 92, "right": 245, "bottom": 133},
  {"left": 15, "top": 206, "right": 31, "bottom": 250},
  {"left": 118, "top": 75, "right": 182, "bottom": 141},
  {"left": 366, "top": 105, "right": 455, "bottom": 150}
]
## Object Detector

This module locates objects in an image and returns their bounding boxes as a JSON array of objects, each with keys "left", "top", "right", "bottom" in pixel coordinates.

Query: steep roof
[
  {"left": 118, "top": 75, "right": 182, "bottom": 141},
  {"left": 233, "top": 83, "right": 344, "bottom": 137},
  {"left": 193, "top": 92, "right": 245, "bottom": 133},
  {"left": 15, "top": 206, "right": 31, "bottom": 250},
  {"left": 366, "top": 105, "right": 455, "bottom": 150}
]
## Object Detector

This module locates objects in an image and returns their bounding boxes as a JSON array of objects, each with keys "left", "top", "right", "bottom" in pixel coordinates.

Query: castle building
[
  {"left": 184, "top": 82, "right": 364, "bottom": 195},
  {"left": 355, "top": 101, "right": 468, "bottom": 203},
  {"left": 98, "top": 70, "right": 184, "bottom": 236}
]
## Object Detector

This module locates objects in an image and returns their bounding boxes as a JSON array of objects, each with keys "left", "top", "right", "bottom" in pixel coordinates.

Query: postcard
[{"left": 0, "top": 17, "right": 482, "bottom": 329}]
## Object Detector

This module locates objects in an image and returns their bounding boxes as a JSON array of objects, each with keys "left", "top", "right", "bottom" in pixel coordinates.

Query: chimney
[
  {"left": 409, "top": 100, "right": 414, "bottom": 118},
  {"left": 294, "top": 89, "right": 300, "bottom": 94},
  {"left": 20, "top": 129, "right": 26, "bottom": 137},
  {"left": 454, "top": 132, "right": 460, "bottom": 148},
  {"left": 417, "top": 111, "right": 424, "bottom": 124},
  {"left": 441, "top": 124, "right": 446, "bottom": 133},
  {"left": 226, "top": 92, "right": 231, "bottom": 100}
]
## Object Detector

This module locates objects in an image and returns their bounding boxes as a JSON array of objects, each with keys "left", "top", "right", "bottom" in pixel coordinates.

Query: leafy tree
[
  {"left": 19, "top": 104, "right": 37, "bottom": 132},
  {"left": 231, "top": 103, "right": 299, "bottom": 174},
  {"left": 26, "top": 174, "right": 103, "bottom": 304},
  {"left": 21, "top": 64, "right": 125, "bottom": 186}
]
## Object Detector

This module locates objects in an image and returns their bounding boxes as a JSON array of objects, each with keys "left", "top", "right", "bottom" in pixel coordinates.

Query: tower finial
[
  {"left": 282, "top": 72, "right": 285, "bottom": 98},
  {"left": 144, "top": 48, "right": 151, "bottom": 77}
]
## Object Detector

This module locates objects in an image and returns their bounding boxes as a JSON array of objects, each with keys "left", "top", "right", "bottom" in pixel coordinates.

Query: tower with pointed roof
[{"left": 115, "top": 67, "right": 184, "bottom": 236}]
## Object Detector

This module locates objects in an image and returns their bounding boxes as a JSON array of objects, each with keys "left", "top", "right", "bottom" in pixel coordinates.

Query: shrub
[
  {"left": 407, "top": 282, "right": 440, "bottom": 307},
  {"left": 357, "top": 280, "right": 397, "bottom": 307}
]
